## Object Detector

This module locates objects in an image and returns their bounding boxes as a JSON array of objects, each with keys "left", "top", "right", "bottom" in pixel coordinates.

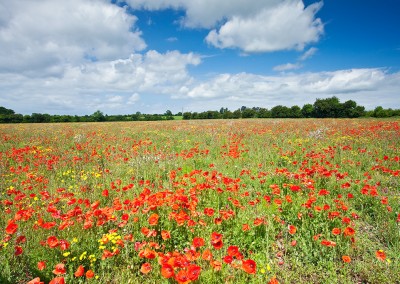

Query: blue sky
[{"left": 0, "top": 0, "right": 399, "bottom": 115}]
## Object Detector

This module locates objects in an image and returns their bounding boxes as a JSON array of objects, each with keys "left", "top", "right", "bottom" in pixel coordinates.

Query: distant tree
[
  {"left": 183, "top": 112, "right": 191, "bottom": 120},
  {"left": 290, "top": 105, "right": 302, "bottom": 118},
  {"left": 91, "top": 110, "right": 106, "bottom": 122},
  {"left": 242, "top": 108, "right": 256, "bottom": 118},
  {"left": 0, "top": 106, "right": 15, "bottom": 115},
  {"left": 165, "top": 110, "right": 173, "bottom": 116},
  {"left": 271, "top": 105, "right": 290, "bottom": 118},
  {"left": 232, "top": 109, "right": 242, "bottom": 119},
  {"left": 255, "top": 108, "right": 269, "bottom": 118},
  {"left": 222, "top": 110, "right": 233, "bottom": 119},
  {"left": 313, "top": 97, "right": 341, "bottom": 118},
  {"left": 373, "top": 106, "right": 390, "bottom": 117},
  {"left": 301, "top": 104, "right": 314, "bottom": 118}
]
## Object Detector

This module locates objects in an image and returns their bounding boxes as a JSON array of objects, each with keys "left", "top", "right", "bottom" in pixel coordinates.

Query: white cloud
[
  {"left": 126, "top": 0, "right": 323, "bottom": 53},
  {"left": 299, "top": 47, "right": 318, "bottom": 61},
  {"left": 127, "top": 93, "right": 141, "bottom": 104},
  {"left": 0, "top": 0, "right": 146, "bottom": 77},
  {"left": 206, "top": 1, "right": 323, "bottom": 52},
  {"left": 0, "top": 50, "right": 201, "bottom": 114},
  {"left": 273, "top": 63, "right": 302, "bottom": 72},
  {"left": 177, "top": 68, "right": 400, "bottom": 110}
]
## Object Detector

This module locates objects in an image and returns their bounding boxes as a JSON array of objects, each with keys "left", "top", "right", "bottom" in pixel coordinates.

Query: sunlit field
[{"left": 1, "top": 119, "right": 399, "bottom": 284}]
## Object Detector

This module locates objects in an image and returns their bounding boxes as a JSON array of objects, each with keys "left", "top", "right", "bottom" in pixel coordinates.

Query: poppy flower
[
  {"left": 343, "top": 227, "right": 355, "bottom": 237},
  {"left": 14, "top": 246, "right": 23, "bottom": 256},
  {"left": 53, "top": 263, "right": 66, "bottom": 275},
  {"left": 5, "top": 220, "right": 18, "bottom": 235},
  {"left": 192, "top": 237, "right": 205, "bottom": 248},
  {"left": 211, "top": 232, "right": 223, "bottom": 250},
  {"left": 37, "top": 261, "right": 46, "bottom": 271},
  {"left": 202, "top": 249, "right": 213, "bottom": 261},
  {"left": 140, "top": 262, "right": 152, "bottom": 274},
  {"left": 161, "top": 264, "right": 174, "bottom": 279},
  {"left": 187, "top": 264, "right": 201, "bottom": 281},
  {"left": 268, "top": 277, "right": 279, "bottom": 284},
  {"left": 148, "top": 213, "right": 159, "bottom": 226},
  {"left": 223, "top": 255, "right": 233, "bottom": 264},
  {"left": 376, "top": 250, "right": 386, "bottom": 261},
  {"left": 74, "top": 265, "right": 85, "bottom": 277},
  {"left": 175, "top": 269, "right": 189, "bottom": 284},
  {"left": 242, "top": 259, "right": 256, "bottom": 274},
  {"left": 49, "top": 277, "right": 65, "bottom": 284},
  {"left": 47, "top": 236, "right": 59, "bottom": 248},
  {"left": 342, "top": 255, "right": 351, "bottom": 263},
  {"left": 320, "top": 240, "right": 336, "bottom": 247},
  {"left": 161, "top": 230, "right": 171, "bottom": 240},
  {"left": 288, "top": 225, "right": 297, "bottom": 235},
  {"left": 227, "top": 245, "right": 240, "bottom": 257},
  {"left": 86, "top": 270, "right": 95, "bottom": 278},
  {"left": 59, "top": 239, "right": 70, "bottom": 251},
  {"left": 27, "top": 277, "right": 44, "bottom": 284}
]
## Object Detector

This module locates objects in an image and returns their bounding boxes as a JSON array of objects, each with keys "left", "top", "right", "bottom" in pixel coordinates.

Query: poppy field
[{"left": 0, "top": 119, "right": 399, "bottom": 284}]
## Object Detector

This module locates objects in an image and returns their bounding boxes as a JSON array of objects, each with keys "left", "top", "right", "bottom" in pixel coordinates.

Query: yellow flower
[{"left": 63, "top": 252, "right": 71, "bottom": 257}]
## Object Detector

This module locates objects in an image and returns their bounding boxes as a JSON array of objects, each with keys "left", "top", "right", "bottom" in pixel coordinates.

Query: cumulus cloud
[
  {"left": 125, "top": 0, "right": 324, "bottom": 52},
  {"left": 177, "top": 68, "right": 400, "bottom": 110},
  {"left": 0, "top": 0, "right": 146, "bottom": 77},
  {"left": 273, "top": 63, "right": 302, "bottom": 72},
  {"left": 0, "top": 50, "right": 201, "bottom": 114}
]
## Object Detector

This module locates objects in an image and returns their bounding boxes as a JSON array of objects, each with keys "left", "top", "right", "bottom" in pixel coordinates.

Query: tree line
[
  {"left": 183, "top": 97, "right": 400, "bottom": 120},
  {"left": 0, "top": 97, "right": 399, "bottom": 123}
]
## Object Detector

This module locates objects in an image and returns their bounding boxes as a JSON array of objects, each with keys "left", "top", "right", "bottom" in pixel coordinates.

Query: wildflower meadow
[{"left": 0, "top": 119, "right": 399, "bottom": 284}]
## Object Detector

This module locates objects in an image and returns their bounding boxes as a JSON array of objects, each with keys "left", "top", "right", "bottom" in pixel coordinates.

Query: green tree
[
  {"left": 301, "top": 104, "right": 314, "bottom": 118},
  {"left": 313, "top": 97, "right": 341, "bottom": 118},
  {"left": 91, "top": 110, "right": 106, "bottom": 122}
]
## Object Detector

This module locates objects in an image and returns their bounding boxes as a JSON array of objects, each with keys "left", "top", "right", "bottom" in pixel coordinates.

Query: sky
[{"left": 0, "top": 0, "right": 399, "bottom": 115}]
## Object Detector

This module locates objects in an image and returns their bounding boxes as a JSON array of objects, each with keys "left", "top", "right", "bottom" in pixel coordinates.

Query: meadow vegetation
[{"left": 0, "top": 119, "right": 399, "bottom": 283}]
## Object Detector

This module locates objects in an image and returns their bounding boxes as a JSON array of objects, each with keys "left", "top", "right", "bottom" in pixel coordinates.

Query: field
[{"left": 0, "top": 119, "right": 399, "bottom": 284}]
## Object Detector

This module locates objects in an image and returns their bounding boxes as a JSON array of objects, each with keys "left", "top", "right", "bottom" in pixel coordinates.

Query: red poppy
[
  {"left": 268, "top": 276, "right": 279, "bottom": 284},
  {"left": 14, "top": 246, "right": 23, "bottom": 256},
  {"left": 223, "top": 255, "right": 233, "bottom": 264},
  {"left": 74, "top": 265, "right": 85, "bottom": 277},
  {"left": 49, "top": 277, "right": 65, "bottom": 284},
  {"left": 211, "top": 232, "right": 223, "bottom": 250},
  {"left": 37, "top": 261, "right": 46, "bottom": 271},
  {"left": 288, "top": 225, "right": 297, "bottom": 235},
  {"left": 192, "top": 237, "right": 205, "bottom": 248},
  {"left": 342, "top": 255, "right": 351, "bottom": 263},
  {"left": 204, "top": 207, "right": 215, "bottom": 216},
  {"left": 53, "top": 263, "right": 66, "bottom": 275},
  {"left": 242, "top": 259, "right": 256, "bottom": 274},
  {"left": 59, "top": 239, "right": 70, "bottom": 251},
  {"left": 202, "top": 249, "right": 213, "bottom": 261},
  {"left": 187, "top": 264, "right": 201, "bottom": 281},
  {"left": 175, "top": 269, "right": 189, "bottom": 284},
  {"left": 47, "top": 236, "right": 59, "bottom": 248},
  {"left": 86, "top": 270, "right": 95, "bottom": 279},
  {"left": 343, "top": 227, "right": 355, "bottom": 237},
  {"left": 140, "top": 262, "right": 152, "bottom": 274},
  {"left": 27, "top": 277, "right": 44, "bottom": 284},
  {"left": 332, "top": 228, "right": 341, "bottom": 235},
  {"left": 148, "top": 213, "right": 159, "bottom": 226},
  {"left": 376, "top": 250, "right": 386, "bottom": 261},
  {"left": 320, "top": 240, "right": 336, "bottom": 247},
  {"left": 161, "top": 264, "right": 174, "bottom": 279},
  {"left": 15, "top": 235, "right": 26, "bottom": 244},
  {"left": 5, "top": 220, "right": 18, "bottom": 235},
  {"left": 161, "top": 230, "right": 171, "bottom": 240}
]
